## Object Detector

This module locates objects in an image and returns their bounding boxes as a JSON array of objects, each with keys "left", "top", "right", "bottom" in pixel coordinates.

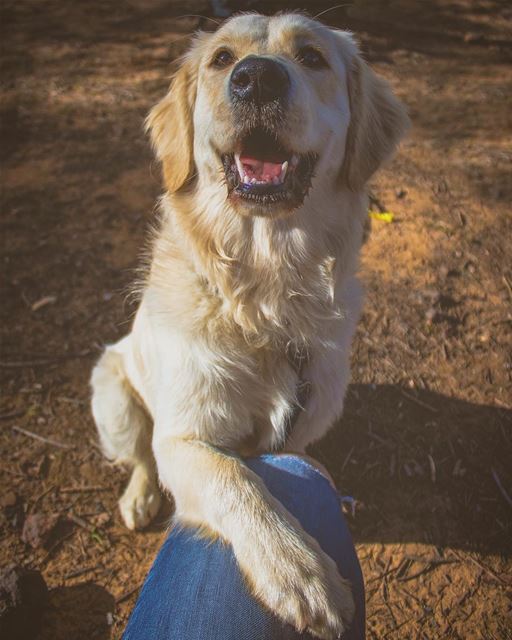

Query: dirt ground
[{"left": 1, "top": 1, "right": 511, "bottom": 638}]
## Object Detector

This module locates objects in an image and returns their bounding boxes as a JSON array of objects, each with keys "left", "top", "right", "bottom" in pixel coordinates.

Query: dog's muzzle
[{"left": 221, "top": 56, "right": 318, "bottom": 210}]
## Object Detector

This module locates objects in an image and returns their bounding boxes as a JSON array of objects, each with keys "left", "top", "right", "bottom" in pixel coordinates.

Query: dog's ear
[
  {"left": 146, "top": 55, "right": 199, "bottom": 194},
  {"left": 340, "top": 53, "right": 410, "bottom": 191}
]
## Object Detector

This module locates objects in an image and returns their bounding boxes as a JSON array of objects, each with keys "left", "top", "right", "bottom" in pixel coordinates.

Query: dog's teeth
[
  {"left": 234, "top": 153, "right": 245, "bottom": 180},
  {"left": 243, "top": 175, "right": 250, "bottom": 184},
  {"left": 280, "top": 161, "right": 289, "bottom": 182},
  {"left": 251, "top": 178, "right": 257, "bottom": 185},
  {"left": 272, "top": 176, "right": 280, "bottom": 185}
]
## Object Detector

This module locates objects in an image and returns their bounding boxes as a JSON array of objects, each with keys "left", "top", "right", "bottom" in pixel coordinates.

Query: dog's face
[
  {"left": 194, "top": 14, "right": 353, "bottom": 213},
  {"left": 148, "top": 13, "right": 408, "bottom": 218}
]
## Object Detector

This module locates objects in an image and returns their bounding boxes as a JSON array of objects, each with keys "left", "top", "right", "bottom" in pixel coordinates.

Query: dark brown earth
[{"left": 1, "top": 1, "right": 511, "bottom": 638}]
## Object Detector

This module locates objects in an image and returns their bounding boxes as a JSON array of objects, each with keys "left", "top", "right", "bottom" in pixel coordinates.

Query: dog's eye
[
  {"left": 296, "top": 46, "right": 328, "bottom": 69},
  {"left": 211, "top": 49, "right": 235, "bottom": 68}
]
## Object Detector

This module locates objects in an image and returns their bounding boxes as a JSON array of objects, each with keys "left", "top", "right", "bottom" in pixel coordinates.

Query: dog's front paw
[
  {"left": 243, "top": 535, "right": 355, "bottom": 639},
  {"left": 276, "top": 553, "right": 354, "bottom": 639},
  {"left": 119, "top": 467, "right": 161, "bottom": 530}
]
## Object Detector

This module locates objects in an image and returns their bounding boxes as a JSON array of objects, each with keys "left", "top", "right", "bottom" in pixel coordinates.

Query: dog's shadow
[{"left": 311, "top": 384, "right": 511, "bottom": 556}]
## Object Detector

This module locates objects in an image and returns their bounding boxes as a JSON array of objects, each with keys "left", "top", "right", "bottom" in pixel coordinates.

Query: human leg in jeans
[{"left": 123, "top": 454, "right": 365, "bottom": 640}]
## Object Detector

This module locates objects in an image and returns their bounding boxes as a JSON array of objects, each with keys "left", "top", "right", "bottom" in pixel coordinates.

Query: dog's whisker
[
  {"left": 175, "top": 14, "right": 221, "bottom": 27},
  {"left": 313, "top": 4, "right": 353, "bottom": 21}
]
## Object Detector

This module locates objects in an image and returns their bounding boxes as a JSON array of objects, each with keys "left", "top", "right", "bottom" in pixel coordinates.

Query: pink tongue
[{"left": 241, "top": 156, "right": 282, "bottom": 180}]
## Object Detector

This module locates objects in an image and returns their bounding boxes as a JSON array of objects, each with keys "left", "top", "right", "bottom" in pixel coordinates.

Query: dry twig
[
  {"left": 60, "top": 485, "right": 109, "bottom": 494},
  {"left": 116, "top": 584, "right": 142, "bottom": 604},
  {"left": 0, "top": 350, "right": 92, "bottom": 368},
  {"left": 0, "top": 409, "right": 25, "bottom": 421},
  {"left": 65, "top": 564, "right": 101, "bottom": 580},
  {"left": 450, "top": 549, "right": 507, "bottom": 586},
  {"left": 491, "top": 467, "right": 512, "bottom": 509},
  {"left": 400, "top": 389, "right": 439, "bottom": 413},
  {"left": 12, "top": 425, "right": 74, "bottom": 450},
  {"left": 67, "top": 513, "right": 94, "bottom": 532}
]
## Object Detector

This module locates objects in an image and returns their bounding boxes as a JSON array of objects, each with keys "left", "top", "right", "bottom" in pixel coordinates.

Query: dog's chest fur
[{"left": 143, "top": 199, "right": 343, "bottom": 452}]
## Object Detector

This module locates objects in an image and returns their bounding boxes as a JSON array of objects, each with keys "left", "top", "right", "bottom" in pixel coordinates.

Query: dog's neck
[{"left": 150, "top": 188, "right": 361, "bottom": 347}]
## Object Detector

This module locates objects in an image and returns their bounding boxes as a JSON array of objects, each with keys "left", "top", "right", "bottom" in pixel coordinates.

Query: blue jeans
[{"left": 123, "top": 454, "right": 365, "bottom": 639}]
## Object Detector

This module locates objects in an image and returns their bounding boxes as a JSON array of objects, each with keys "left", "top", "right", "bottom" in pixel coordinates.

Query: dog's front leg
[{"left": 152, "top": 434, "right": 355, "bottom": 639}]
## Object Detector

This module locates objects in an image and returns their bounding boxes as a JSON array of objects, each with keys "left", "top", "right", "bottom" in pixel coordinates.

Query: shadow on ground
[
  {"left": 313, "top": 384, "right": 512, "bottom": 557},
  {"left": 134, "top": 382, "right": 512, "bottom": 559},
  {"left": 38, "top": 582, "right": 115, "bottom": 640}
]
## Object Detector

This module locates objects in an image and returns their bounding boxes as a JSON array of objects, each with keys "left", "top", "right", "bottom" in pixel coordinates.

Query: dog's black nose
[{"left": 230, "top": 56, "right": 289, "bottom": 104}]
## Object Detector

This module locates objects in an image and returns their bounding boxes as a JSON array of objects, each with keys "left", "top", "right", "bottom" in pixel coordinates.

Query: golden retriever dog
[{"left": 90, "top": 12, "right": 408, "bottom": 638}]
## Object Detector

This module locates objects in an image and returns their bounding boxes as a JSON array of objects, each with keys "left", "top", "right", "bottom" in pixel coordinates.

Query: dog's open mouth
[{"left": 222, "top": 128, "right": 317, "bottom": 208}]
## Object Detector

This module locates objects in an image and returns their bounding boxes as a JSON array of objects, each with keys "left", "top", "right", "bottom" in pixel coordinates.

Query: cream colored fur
[{"left": 90, "top": 12, "right": 409, "bottom": 639}]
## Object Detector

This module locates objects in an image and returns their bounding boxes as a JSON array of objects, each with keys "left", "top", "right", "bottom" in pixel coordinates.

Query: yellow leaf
[{"left": 369, "top": 211, "right": 394, "bottom": 223}]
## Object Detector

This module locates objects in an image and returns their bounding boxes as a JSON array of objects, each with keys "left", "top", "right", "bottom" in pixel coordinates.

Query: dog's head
[{"left": 147, "top": 13, "right": 409, "bottom": 218}]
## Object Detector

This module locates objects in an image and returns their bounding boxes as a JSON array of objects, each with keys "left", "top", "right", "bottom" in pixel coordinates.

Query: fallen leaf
[
  {"left": 369, "top": 210, "right": 395, "bottom": 223},
  {"left": 21, "top": 513, "right": 60, "bottom": 549}
]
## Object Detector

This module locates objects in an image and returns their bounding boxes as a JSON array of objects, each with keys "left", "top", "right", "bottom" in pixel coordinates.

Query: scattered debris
[
  {"left": 12, "top": 425, "right": 74, "bottom": 450},
  {"left": 369, "top": 211, "right": 395, "bottom": 223},
  {"left": 59, "top": 485, "right": 109, "bottom": 494},
  {"left": 0, "top": 492, "right": 24, "bottom": 531},
  {"left": 31, "top": 295, "right": 57, "bottom": 312},
  {"left": 91, "top": 512, "right": 111, "bottom": 528},
  {"left": 463, "top": 32, "right": 486, "bottom": 44},
  {"left": 339, "top": 495, "right": 357, "bottom": 517},
  {"left": 67, "top": 513, "right": 94, "bottom": 532},
  {"left": 453, "top": 459, "right": 467, "bottom": 477},
  {"left": 0, "top": 350, "right": 92, "bottom": 369},
  {"left": 115, "top": 583, "right": 142, "bottom": 605},
  {"left": 64, "top": 565, "right": 101, "bottom": 580},
  {"left": 21, "top": 513, "right": 61, "bottom": 549},
  {"left": 0, "top": 493, "right": 17, "bottom": 509},
  {"left": 0, "top": 409, "right": 25, "bottom": 421},
  {"left": 399, "top": 389, "right": 439, "bottom": 413},
  {"left": 427, "top": 454, "right": 436, "bottom": 484},
  {"left": 491, "top": 467, "right": 512, "bottom": 509}
]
